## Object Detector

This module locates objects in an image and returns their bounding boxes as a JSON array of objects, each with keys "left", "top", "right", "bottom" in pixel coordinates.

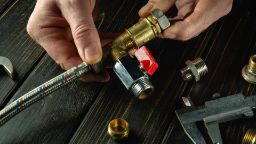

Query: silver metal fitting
[
  {"left": 242, "top": 55, "right": 256, "bottom": 84},
  {"left": 180, "top": 58, "right": 208, "bottom": 82},
  {"left": 130, "top": 77, "right": 154, "bottom": 99},
  {"left": 151, "top": 9, "right": 170, "bottom": 30},
  {"left": 0, "top": 56, "right": 14, "bottom": 79},
  {"left": 113, "top": 56, "right": 154, "bottom": 99}
]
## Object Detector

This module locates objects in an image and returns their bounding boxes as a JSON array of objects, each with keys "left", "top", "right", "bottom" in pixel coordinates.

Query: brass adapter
[
  {"left": 102, "top": 9, "right": 170, "bottom": 62},
  {"left": 242, "top": 55, "right": 256, "bottom": 84},
  {"left": 242, "top": 129, "right": 256, "bottom": 144},
  {"left": 108, "top": 118, "right": 129, "bottom": 141}
]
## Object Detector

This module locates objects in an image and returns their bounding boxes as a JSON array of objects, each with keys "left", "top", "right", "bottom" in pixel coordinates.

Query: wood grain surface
[
  {"left": 0, "top": 0, "right": 44, "bottom": 107},
  {"left": 0, "top": 0, "right": 255, "bottom": 143}
]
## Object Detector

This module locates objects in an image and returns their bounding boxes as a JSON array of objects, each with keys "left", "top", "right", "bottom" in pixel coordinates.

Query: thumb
[{"left": 57, "top": 0, "right": 102, "bottom": 64}]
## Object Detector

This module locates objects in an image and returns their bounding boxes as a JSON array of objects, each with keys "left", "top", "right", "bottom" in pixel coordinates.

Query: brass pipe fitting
[
  {"left": 108, "top": 118, "right": 129, "bottom": 141},
  {"left": 180, "top": 58, "right": 208, "bottom": 82},
  {"left": 242, "top": 55, "right": 256, "bottom": 84},
  {"left": 242, "top": 129, "right": 256, "bottom": 144},
  {"left": 98, "top": 9, "right": 170, "bottom": 99},
  {"left": 103, "top": 9, "right": 170, "bottom": 61}
]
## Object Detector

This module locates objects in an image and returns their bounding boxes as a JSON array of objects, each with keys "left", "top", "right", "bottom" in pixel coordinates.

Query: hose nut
[
  {"left": 151, "top": 9, "right": 170, "bottom": 30},
  {"left": 242, "top": 55, "right": 256, "bottom": 84},
  {"left": 108, "top": 118, "right": 129, "bottom": 141},
  {"left": 242, "top": 129, "right": 256, "bottom": 144},
  {"left": 180, "top": 58, "right": 208, "bottom": 82}
]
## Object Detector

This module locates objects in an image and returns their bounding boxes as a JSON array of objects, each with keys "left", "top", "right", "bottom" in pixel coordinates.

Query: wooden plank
[
  {"left": 0, "top": 0, "right": 15, "bottom": 15},
  {"left": 0, "top": 55, "right": 103, "bottom": 143},
  {"left": 0, "top": 0, "right": 44, "bottom": 107},
  {"left": 70, "top": 0, "right": 256, "bottom": 144},
  {"left": 0, "top": 0, "right": 146, "bottom": 143}
]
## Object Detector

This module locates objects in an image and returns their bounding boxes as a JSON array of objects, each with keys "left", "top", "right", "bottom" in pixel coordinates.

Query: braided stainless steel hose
[{"left": 0, "top": 62, "right": 91, "bottom": 126}]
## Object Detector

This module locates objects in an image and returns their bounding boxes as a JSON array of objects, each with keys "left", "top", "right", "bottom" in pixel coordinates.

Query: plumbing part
[
  {"left": 114, "top": 55, "right": 154, "bottom": 99},
  {"left": 242, "top": 129, "right": 256, "bottom": 144},
  {"left": 0, "top": 56, "right": 14, "bottom": 79},
  {"left": 108, "top": 118, "right": 129, "bottom": 141},
  {"left": 135, "top": 46, "right": 159, "bottom": 76},
  {"left": 180, "top": 58, "right": 208, "bottom": 82},
  {"left": 101, "top": 8, "right": 169, "bottom": 98},
  {"left": 176, "top": 93, "right": 256, "bottom": 144},
  {"left": 242, "top": 54, "right": 256, "bottom": 84},
  {"left": 0, "top": 9, "right": 169, "bottom": 126}
]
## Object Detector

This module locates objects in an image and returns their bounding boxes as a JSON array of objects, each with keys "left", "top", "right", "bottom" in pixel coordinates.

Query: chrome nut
[
  {"left": 113, "top": 55, "right": 154, "bottom": 99},
  {"left": 151, "top": 9, "right": 170, "bottom": 30},
  {"left": 180, "top": 58, "right": 208, "bottom": 82}
]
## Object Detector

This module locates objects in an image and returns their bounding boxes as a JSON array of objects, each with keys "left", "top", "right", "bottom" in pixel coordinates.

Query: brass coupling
[
  {"left": 110, "top": 9, "right": 170, "bottom": 61},
  {"left": 242, "top": 55, "right": 256, "bottom": 84},
  {"left": 108, "top": 118, "right": 129, "bottom": 141},
  {"left": 242, "top": 129, "right": 256, "bottom": 144}
]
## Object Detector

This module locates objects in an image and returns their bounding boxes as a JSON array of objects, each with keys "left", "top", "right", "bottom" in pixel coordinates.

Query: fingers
[
  {"left": 56, "top": 0, "right": 102, "bottom": 64},
  {"left": 163, "top": 0, "right": 233, "bottom": 40},
  {"left": 139, "top": 0, "right": 176, "bottom": 17},
  {"left": 27, "top": 0, "right": 83, "bottom": 70}
]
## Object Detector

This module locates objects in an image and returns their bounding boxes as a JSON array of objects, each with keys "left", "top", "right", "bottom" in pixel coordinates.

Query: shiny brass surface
[
  {"left": 102, "top": 9, "right": 169, "bottom": 61},
  {"left": 242, "top": 55, "right": 256, "bottom": 84},
  {"left": 242, "top": 129, "right": 256, "bottom": 144},
  {"left": 108, "top": 118, "right": 129, "bottom": 141}
]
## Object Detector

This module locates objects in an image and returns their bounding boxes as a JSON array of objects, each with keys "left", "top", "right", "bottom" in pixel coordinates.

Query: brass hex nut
[
  {"left": 108, "top": 118, "right": 129, "bottom": 141},
  {"left": 242, "top": 55, "right": 256, "bottom": 84},
  {"left": 242, "top": 129, "right": 256, "bottom": 144}
]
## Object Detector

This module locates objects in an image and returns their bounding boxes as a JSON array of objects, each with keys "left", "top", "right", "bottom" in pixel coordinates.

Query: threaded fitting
[
  {"left": 130, "top": 77, "right": 154, "bottom": 99},
  {"left": 108, "top": 118, "right": 129, "bottom": 141},
  {"left": 242, "top": 129, "right": 256, "bottom": 144},
  {"left": 242, "top": 55, "right": 256, "bottom": 84},
  {"left": 180, "top": 58, "right": 208, "bottom": 82},
  {"left": 248, "top": 55, "right": 256, "bottom": 74}
]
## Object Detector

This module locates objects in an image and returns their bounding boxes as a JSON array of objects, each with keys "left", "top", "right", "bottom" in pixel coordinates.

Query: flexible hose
[{"left": 0, "top": 62, "right": 91, "bottom": 126}]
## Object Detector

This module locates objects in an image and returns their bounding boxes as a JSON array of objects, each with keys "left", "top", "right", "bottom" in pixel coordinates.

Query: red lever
[{"left": 135, "top": 46, "right": 159, "bottom": 76}]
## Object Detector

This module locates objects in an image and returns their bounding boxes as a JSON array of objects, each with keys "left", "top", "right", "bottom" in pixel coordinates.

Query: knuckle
[
  {"left": 223, "top": 0, "right": 233, "bottom": 15},
  {"left": 73, "top": 23, "right": 94, "bottom": 40},
  {"left": 26, "top": 19, "right": 37, "bottom": 40}
]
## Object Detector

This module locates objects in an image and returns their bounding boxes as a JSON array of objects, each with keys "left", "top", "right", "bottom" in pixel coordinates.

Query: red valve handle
[{"left": 134, "top": 46, "right": 159, "bottom": 76}]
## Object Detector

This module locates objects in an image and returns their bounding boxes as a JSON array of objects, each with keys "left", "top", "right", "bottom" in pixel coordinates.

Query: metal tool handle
[{"left": 0, "top": 62, "right": 91, "bottom": 126}]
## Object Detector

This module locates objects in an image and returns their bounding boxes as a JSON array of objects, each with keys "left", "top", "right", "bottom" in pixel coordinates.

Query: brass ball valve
[{"left": 97, "top": 9, "right": 170, "bottom": 99}]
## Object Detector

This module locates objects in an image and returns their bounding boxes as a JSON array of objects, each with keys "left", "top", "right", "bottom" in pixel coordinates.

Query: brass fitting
[
  {"left": 108, "top": 118, "right": 129, "bottom": 141},
  {"left": 104, "top": 9, "right": 170, "bottom": 61},
  {"left": 242, "top": 129, "right": 256, "bottom": 144},
  {"left": 242, "top": 55, "right": 256, "bottom": 84},
  {"left": 98, "top": 9, "right": 169, "bottom": 99},
  {"left": 180, "top": 58, "right": 208, "bottom": 82}
]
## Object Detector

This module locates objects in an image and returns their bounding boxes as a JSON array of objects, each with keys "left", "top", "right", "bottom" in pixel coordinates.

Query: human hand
[
  {"left": 139, "top": 0, "right": 233, "bottom": 40},
  {"left": 27, "top": 0, "right": 110, "bottom": 82}
]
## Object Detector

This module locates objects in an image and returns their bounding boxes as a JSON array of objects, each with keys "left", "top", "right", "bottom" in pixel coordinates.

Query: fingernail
[{"left": 84, "top": 46, "right": 102, "bottom": 64}]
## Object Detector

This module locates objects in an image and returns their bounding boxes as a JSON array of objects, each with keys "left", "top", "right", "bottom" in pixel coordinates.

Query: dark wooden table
[{"left": 0, "top": 0, "right": 255, "bottom": 143}]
